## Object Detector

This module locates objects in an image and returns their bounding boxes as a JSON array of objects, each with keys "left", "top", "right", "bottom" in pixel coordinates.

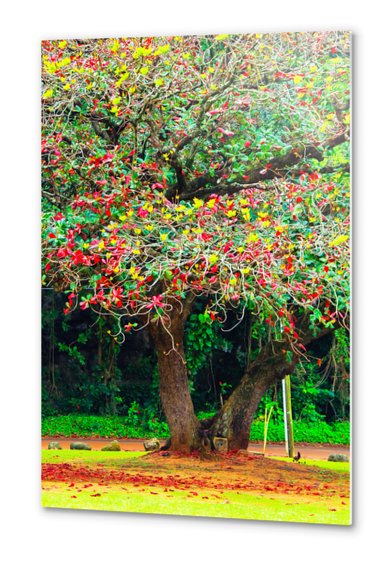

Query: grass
[
  {"left": 267, "top": 456, "right": 350, "bottom": 473},
  {"left": 41, "top": 449, "right": 351, "bottom": 525},
  {"left": 42, "top": 450, "right": 147, "bottom": 464},
  {"left": 41, "top": 485, "right": 350, "bottom": 525}
]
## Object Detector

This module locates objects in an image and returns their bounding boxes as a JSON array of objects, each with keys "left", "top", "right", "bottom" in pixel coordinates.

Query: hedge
[{"left": 42, "top": 414, "right": 349, "bottom": 445}]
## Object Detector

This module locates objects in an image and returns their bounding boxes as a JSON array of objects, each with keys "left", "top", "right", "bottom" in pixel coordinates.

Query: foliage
[
  {"left": 249, "top": 419, "right": 350, "bottom": 444},
  {"left": 41, "top": 33, "right": 350, "bottom": 359},
  {"left": 42, "top": 412, "right": 349, "bottom": 444}
]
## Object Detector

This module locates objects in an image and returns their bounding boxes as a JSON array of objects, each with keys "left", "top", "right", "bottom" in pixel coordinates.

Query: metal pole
[
  {"left": 282, "top": 379, "right": 288, "bottom": 456},
  {"left": 282, "top": 376, "right": 295, "bottom": 458}
]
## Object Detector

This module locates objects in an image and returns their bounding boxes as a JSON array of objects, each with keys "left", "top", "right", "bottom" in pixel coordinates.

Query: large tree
[{"left": 41, "top": 32, "right": 350, "bottom": 452}]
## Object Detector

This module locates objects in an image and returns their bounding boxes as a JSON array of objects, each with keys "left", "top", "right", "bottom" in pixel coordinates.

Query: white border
[{"left": 2, "top": 2, "right": 386, "bottom": 560}]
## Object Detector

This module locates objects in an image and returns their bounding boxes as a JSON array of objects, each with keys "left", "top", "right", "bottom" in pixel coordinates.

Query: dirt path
[{"left": 41, "top": 437, "right": 350, "bottom": 461}]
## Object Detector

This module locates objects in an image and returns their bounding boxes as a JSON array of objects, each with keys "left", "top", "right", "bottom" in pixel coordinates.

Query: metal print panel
[{"left": 41, "top": 31, "right": 351, "bottom": 524}]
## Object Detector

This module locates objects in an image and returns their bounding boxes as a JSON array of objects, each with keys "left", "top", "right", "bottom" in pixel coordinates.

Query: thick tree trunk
[
  {"left": 205, "top": 315, "right": 337, "bottom": 451},
  {"left": 207, "top": 351, "right": 298, "bottom": 450},
  {"left": 145, "top": 293, "right": 201, "bottom": 453}
]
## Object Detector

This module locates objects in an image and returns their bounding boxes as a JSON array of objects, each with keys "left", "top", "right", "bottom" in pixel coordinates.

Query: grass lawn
[{"left": 41, "top": 450, "right": 350, "bottom": 525}]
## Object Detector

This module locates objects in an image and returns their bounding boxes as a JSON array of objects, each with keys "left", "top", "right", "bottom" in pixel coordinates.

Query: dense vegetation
[
  {"left": 42, "top": 291, "right": 350, "bottom": 442},
  {"left": 41, "top": 33, "right": 350, "bottom": 451}
]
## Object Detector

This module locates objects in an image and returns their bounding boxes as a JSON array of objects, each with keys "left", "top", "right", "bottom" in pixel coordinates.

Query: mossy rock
[
  {"left": 328, "top": 453, "right": 349, "bottom": 462},
  {"left": 101, "top": 440, "right": 121, "bottom": 452},
  {"left": 70, "top": 442, "right": 91, "bottom": 451},
  {"left": 48, "top": 442, "right": 62, "bottom": 450},
  {"left": 144, "top": 438, "right": 160, "bottom": 451}
]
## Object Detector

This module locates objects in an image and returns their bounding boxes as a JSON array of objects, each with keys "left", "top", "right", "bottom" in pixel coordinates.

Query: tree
[{"left": 41, "top": 32, "right": 350, "bottom": 452}]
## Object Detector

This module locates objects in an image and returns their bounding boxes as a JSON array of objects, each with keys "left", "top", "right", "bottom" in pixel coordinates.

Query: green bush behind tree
[{"left": 41, "top": 412, "right": 349, "bottom": 445}]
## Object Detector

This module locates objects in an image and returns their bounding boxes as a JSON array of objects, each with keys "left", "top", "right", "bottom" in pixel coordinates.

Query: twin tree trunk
[{"left": 146, "top": 296, "right": 334, "bottom": 453}]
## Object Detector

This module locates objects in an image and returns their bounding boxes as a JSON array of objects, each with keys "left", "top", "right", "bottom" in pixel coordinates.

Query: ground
[{"left": 41, "top": 449, "right": 350, "bottom": 525}]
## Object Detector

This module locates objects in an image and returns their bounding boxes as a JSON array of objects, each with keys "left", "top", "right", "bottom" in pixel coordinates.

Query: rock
[
  {"left": 144, "top": 438, "right": 160, "bottom": 451},
  {"left": 237, "top": 449, "right": 248, "bottom": 457},
  {"left": 101, "top": 440, "right": 121, "bottom": 452},
  {"left": 70, "top": 442, "right": 91, "bottom": 451},
  {"left": 214, "top": 438, "right": 228, "bottom": 453},
  {"left": 48, "top": 442, "right": 62, "bottom": 450},
  {"left": 328, "top": 453, "right": 349, "bottom": 462}
]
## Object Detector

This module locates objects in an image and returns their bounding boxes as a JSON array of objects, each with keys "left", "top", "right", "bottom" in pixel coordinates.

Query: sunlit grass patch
[
  {"left": 42, "top": 485, "right": 350, "bottom": 525},
  {"left": 42, "top": 450, "right": 147, "bottom": 464},
  {"left": 267, "top": 456, "right": 350, "bottom": 473}
]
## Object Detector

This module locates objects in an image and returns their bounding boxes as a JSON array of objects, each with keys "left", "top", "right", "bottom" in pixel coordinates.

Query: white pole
[{"left": 282, "top": 378, "right": 289, "bottom": 456}]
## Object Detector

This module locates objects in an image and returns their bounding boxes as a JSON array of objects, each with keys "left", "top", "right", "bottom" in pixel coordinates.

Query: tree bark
[
  {"left": 145, "top": 293, "right": 201, "bottom": 453},
  {"left": 204, "top": 315, "right": 339, "bottom": 451},
  {"left": 206, "top": 347, "right": 298, "bottom": 450}
]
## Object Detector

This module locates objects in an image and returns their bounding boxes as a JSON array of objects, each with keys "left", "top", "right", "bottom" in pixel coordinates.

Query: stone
[
  {"left": 328, "top": 453, "right": 349, "bottom": 462},
  {"left": 237, "top": 449, "right": 248, "bottom": 456},
  {"left": 48, "top": 441, "right": 62, "bottom": 450},
  {"left": 101, "top": 440, "right": 121, "bottom": 452},
  {"left": 214, "top": 438, "right": 228, "bottom": 453},
  {"left": 70, "top": 442, "right": 91, "bottom": 451},
  {"left": 144, "top": 438, "right": 160, "bottom": 451}
]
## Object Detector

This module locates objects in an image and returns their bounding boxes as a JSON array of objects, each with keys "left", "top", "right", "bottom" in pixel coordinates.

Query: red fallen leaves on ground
[{"left": 41, "top": 460, "right": 347, "bottom": 500}]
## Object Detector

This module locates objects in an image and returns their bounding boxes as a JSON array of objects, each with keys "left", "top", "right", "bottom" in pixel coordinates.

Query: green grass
[
  {"left": 41, "top": 487, "right": 350, "bottom": 525},
  {"left": 42, "top": 450, "right": 147, "bottom": 464},
  {"left": 41, "top": 451, "right": 351, "bottom": 525},
  {"left": 268, "top": 456, "right": 350, "bottom": 473}
]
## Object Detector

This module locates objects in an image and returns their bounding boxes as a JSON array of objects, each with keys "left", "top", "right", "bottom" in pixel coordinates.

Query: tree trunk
[
  {"left": 207, "top": 349, "right": 298, "bottom": 450},
  {"left": 145, "top": 293, "right": 201, "bottom": 453},
  {"left": 205, "top": 315, "right": 337, "bottom": 451}
]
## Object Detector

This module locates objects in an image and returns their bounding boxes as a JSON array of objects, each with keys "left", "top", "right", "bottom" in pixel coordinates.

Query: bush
[
  {"left": 249, "top": 419, "right": 350, "bottom": 444},
  {"left": 42, "top": 413, "right": 349, "bottom": 444}
]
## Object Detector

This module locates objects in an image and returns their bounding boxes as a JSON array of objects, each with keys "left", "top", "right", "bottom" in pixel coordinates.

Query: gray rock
[
  {"left": 214, "top": 438, "right": 228, "bottom": 453},
  {"left": 328, "top": 453, "right": 349, "bottom": 462},
  {"left": 237, "top": 449, "right": 248, "bottom": 456},
  {"left": 48, "top": 441, "right": 62, "bottom": 450},
  {"left": 70, "top": 442, "right": 91, "bottom": 451},
  {"left": 144, "top": 438, "right": 160, "bottom": 451},
  {"left": 101, "top": 440, "right": 121, "bottom": 452}
]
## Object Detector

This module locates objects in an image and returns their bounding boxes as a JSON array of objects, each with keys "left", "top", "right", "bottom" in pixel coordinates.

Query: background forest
[{"left": 42, "top": 290, "right": 350, "bottom": 443}]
